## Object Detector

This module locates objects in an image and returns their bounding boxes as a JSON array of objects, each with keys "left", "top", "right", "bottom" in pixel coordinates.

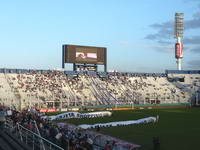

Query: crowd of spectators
[
  {"left": 91, "top": 73, "right": 188, "bottom": 105},
  {"left": 1, "top": 107, "right": 139, "bottom": 150},
  {"left": 6, "top": 108, "right": 95, "bottom": 150},
  {"left": 0, "top": 70, "right": 192, "bottom": 110}
]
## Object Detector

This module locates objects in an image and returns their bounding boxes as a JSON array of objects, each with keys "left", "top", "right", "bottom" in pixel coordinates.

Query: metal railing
[{"left": 5, "top": 119, "right": 65, "bottom": 150}]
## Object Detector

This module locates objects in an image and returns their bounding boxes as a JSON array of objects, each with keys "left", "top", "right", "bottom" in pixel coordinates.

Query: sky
[{"left": 0, "top": 0, "right": 200, "bottom": 73}]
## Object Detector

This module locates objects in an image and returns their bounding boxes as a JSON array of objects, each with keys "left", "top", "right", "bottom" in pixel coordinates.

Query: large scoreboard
[{"left": 62, "top": 44, "right": 107, "bottom": 71}]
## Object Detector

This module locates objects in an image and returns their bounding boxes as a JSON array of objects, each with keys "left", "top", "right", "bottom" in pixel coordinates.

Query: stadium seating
[{"left": 0, "top": 69, "right": 199, "bottom": 109}]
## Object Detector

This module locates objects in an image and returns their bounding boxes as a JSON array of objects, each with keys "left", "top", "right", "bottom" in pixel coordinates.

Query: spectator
[
  {"left": 104, "top": 141, "right": 112, "bottom": 150},
  {"left": 153, "top": 136, "right": 160, "bottom": 150}
]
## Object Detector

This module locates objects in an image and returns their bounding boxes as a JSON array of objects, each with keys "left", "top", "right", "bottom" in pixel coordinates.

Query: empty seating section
[{"left": 0, "top": 70, "right": 199, "bottom": 109}]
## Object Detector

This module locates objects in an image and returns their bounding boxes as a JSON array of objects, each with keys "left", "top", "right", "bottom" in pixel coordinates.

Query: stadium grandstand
[{"left": 0, "top": 68, "right": 199, "bottom": 111}]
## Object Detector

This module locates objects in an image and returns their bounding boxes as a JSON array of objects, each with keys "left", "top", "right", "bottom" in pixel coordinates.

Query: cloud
[
  {"left": 184, "top": 36, "right": 200, "bottom": 44},
  {"left": 187, "top": 60, "right": 200, "bottom": 69},
  {"left": 185, "top": 17, "right": 200, "bottom": 30},
  {"left": 190, "top": 47, "right": 200, "bottom": 53},
  {"left": 157, "top": 40, "right": 173, "bottom": 45},
  {"left": 149, "top": 45, "right": 174, "bottom": 53},
  {"left": 145, "top": 21, "right": 173, "bottom": 41},
  {"left": 145, "top": 34, "right": 158, "bottom": 40},
  {"left": 193, "top": 11, "right": 200, "bottom": 19},
  {"left": 150, "top": 21, "right": 173, "bottom": 30}
]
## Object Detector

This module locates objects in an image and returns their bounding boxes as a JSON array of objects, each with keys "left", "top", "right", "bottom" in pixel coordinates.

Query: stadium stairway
[{"left": 0, "top": 130, "right": 32, "bottom": 150}]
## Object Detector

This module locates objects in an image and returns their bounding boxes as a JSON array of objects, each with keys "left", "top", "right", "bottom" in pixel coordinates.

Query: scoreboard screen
[{"left": 63, "top": 45, "right": 106, "bottom": 65}]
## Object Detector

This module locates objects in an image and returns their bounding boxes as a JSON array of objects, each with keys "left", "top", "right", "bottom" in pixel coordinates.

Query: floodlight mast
[{"left": 175, "top": 13, "right": 184, "bottom": 70}]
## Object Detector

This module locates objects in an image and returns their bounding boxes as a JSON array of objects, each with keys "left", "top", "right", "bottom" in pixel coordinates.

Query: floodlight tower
[{"left": 174, "top": 13, "right": 184, "bottom": 70}]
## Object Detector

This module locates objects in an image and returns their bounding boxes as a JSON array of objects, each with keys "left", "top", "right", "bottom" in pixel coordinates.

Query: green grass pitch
[{"left": 53, "top": 107, "right": 200, "bottom": 150}]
